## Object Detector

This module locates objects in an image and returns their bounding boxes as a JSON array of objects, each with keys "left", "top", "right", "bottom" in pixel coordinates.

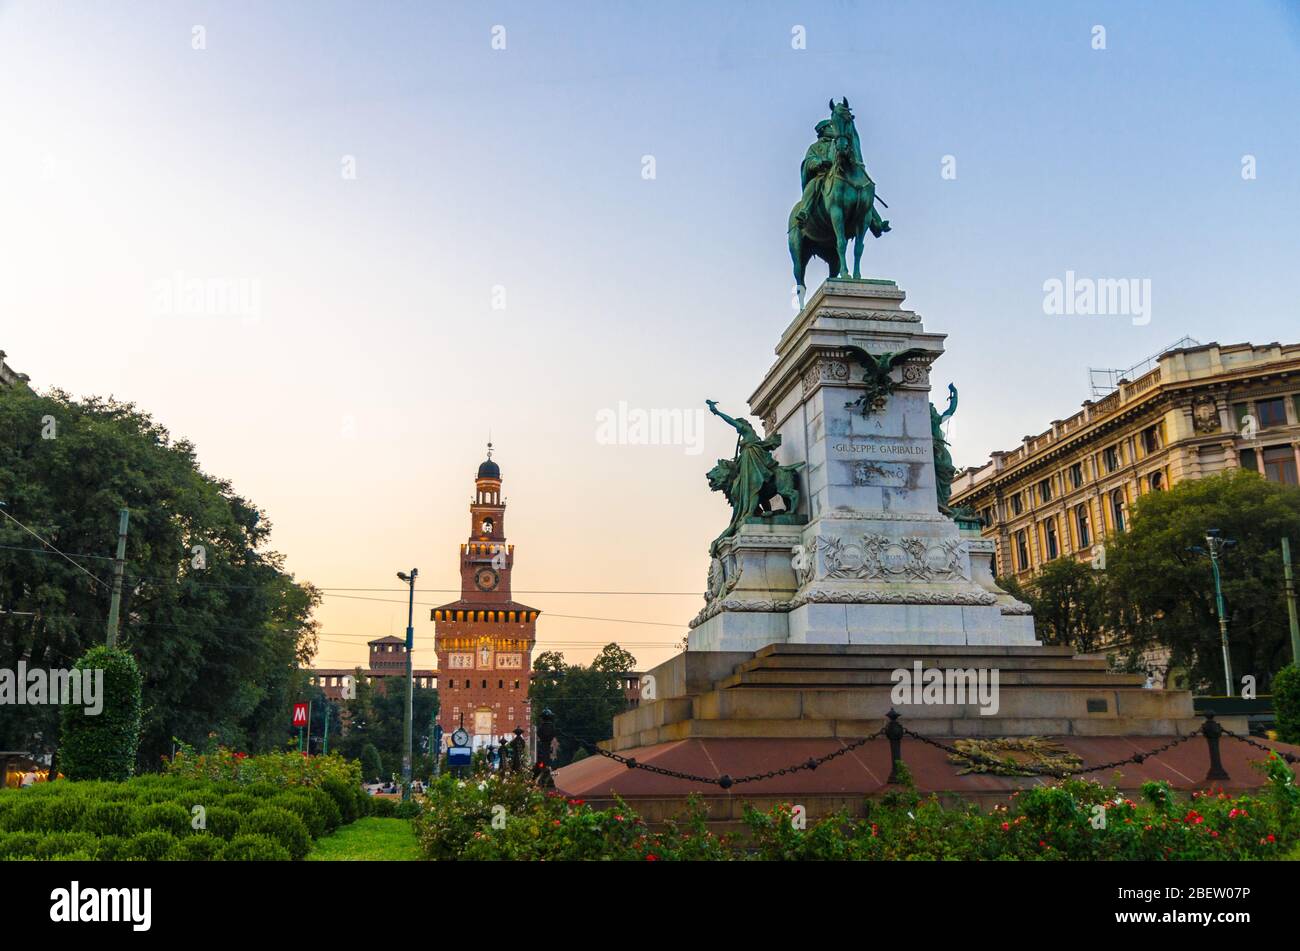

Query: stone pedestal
[{"left": 689, "top": 279, "right": 1036, "bottom": 651}]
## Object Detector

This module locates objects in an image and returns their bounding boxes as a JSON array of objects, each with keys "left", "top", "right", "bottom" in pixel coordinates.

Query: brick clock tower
[{"left": 431, "top": 447, "right": 539, "bottom": 750}]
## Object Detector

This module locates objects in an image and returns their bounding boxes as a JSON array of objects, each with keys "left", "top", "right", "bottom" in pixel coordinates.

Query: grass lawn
[{"left": 307, "top": 817, "right": 423, "bottom": 861}]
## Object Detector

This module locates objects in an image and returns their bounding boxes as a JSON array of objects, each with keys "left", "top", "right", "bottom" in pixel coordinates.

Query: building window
[
  {"left": 1010, "top": 493, "right": 1024, "bottom": 516},
  {"left": 464, "top": 680, "right": 470, "bottom": 688},
  {"left": 1038, "top": 478, "right": 1053, "bottom": 504},
  {"left": 1256, "top": 398, "right": 1288, "bottom": 429},
  {"left": 1103, "top": 445, "right": 1120, "bottom": 472},
  {"left": 1044, "top": 518, "right": 1059, "bottom": 560},
  {"left": 1149, "top": 471, "right": 1164, "bottom": 492},
  {"left": 1068, "top": 463, "right": 1084, "bottom": 490},
  {"left": 1075, "top": 504, "right": 1091, "bottom": 548},
  {"left": 1262, "top": 446, "right": 1299, "bottom": 485},
  {"left": 1110, "top": 489, "right": 1125, "bottom": 533},
  {"left": 1141, "top": 423, "right": 1163, "bottom": 455},
  {"left": 514, "top": 680, "right": 521, "bottom": 690},
  {"left": 1015, "top": 530, "right": 1030, "bottom": 572},
  {"left": 1233, "top": 402, "right": 1250, "bottom": 431}
]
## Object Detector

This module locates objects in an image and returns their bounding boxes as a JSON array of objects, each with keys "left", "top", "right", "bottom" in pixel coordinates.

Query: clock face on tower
[{"left": 474, "top": 567, "right": 499, "bottom": 591}]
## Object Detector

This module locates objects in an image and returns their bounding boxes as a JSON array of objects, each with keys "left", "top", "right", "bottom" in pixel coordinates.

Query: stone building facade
[
  {"left": 309, "top": 635, "right": 437, "bottom": 702},
  {"left": 951, "top": 340, "right": 1300, "bottom": 583},
  {"left": 0, "top": 351, "right": 29, "bottom": 389}
]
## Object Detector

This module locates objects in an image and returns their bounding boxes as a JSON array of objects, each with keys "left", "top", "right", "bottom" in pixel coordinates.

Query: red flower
[
  {"left": 1001, "top": 822, "right": 1010, "bottom": 832},
  {"left": 644, "top": 853, "right": 659, "bottom": 861}
]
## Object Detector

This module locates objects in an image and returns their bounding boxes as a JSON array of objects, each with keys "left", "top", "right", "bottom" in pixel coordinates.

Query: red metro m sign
[{"left": 292, "top": 702, "right": 309, "bottom": 729}]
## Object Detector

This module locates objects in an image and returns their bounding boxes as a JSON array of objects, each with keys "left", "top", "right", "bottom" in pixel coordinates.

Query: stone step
[
  {"left": 717, "top": 668, "right": 1146, "bottom": 689},
  {"left": 689, "top": 685, "right": 1195, "bottom": 722},
  {"left": 605, "top": 713, "right": 1227, "bottom": 751},
  {"left": 755, "top": 643, "right": 1080, "bottom": 658},
  {"left": 735, "top": 654, "right": 1112, "bottom": 674}
]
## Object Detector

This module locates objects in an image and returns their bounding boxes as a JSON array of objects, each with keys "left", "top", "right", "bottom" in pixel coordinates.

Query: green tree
[
  {"left": 1105, "top": 471, "right": 1300, "bottom": 693},
  {"left": 1001, "top": 558, "right": 1109, "bottom": 653},
  {"left": 0, "top": 385, "right": 319, "bottom": 768},
  {"left": 529, "top": 645, "right": 637, "bottom": 766},
  {"left": 591, "top": 642, "right": 637, "bottom": 674},
  {"left": 335, "top": 672, "right": 437, "bottom": 778}
]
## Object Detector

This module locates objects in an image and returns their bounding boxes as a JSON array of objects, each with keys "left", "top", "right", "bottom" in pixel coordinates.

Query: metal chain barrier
[
  {"left": 900, "top": 726, "right": 1198, "bottom": 779},
  {"left": 553, "top": 725, "right": 885, "bottom": 789},
  {"left": 1220, "top": 727, "right": 1300, "bottom": 764},
  {"left": 543, "top": 711, "right": 1293, "bottom": 790}
]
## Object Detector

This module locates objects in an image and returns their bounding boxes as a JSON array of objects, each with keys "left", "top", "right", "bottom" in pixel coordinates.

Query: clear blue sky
[{"left": 3, "top": 1, "right": 1298, "bottom": 669}]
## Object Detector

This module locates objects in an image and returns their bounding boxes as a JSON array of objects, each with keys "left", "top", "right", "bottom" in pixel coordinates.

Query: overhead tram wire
[
  {"left": 1, "top": 542, "right": 693, "bottom": 631},
  {"left": 0, "top": 510, "right": 109, "bottom": 590},
  {"left": 0, "top": 547, "right": 702, "bottom": 599}
]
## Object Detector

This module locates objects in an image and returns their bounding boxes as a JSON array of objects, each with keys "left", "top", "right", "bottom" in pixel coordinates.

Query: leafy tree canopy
[{"left": 0, "top": 385, "right": 319, "bottom": 768}]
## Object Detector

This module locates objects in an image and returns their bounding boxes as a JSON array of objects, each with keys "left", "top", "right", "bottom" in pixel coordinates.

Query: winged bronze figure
[{"left": 842, "top": 345, "right": 926, "bottom": 416}]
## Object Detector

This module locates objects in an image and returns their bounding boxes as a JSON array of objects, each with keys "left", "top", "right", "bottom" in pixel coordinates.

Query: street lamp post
[
  {"left": 397, "top": 568, "right": 419, "bottom": 800},
  {"left": 1191, "top": 530, "right": 1237, "bottom": 697}
]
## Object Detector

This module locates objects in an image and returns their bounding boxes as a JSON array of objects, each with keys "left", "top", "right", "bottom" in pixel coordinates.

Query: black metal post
[
  {"left": 1201, "top": 711, "right": 1230, "bottom": 781},
  {"left": 533, "top": 708, "right": 556, "bottom": 788},
  {"left": 885, "top": 708, "right": 905, "bottom": 784}
]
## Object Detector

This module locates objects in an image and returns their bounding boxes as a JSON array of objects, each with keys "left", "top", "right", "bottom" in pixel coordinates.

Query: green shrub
[
  {"left": 0, "top": 832, "right": 41, "bottom": 859},
  {"left": 0, "top": 798, "right": 46, "bottom": 832},
  {"left": 320, "top": 775, "right": 363, "bottom": 823},
  {"left": 240, "top": 807, "right": 310, "bottom": 860},
  {"left": 34, "top": 832, "right": 97, "bottom": 859},
  {"left": 176, "top": 834, "right": 224, "bottom": 861},
  {"left": 48, "top": 850, "right": 95, "bottom": 861},
  {"left": 93, "top": 835, "right": 127, "bottom": 860},
  {"left": 59, "top": 645, "right": 143, "bottom": 781},
  {"left": 270, "top": 789, "right": 340, "bottom": 837},
  {"left": 121, "top": 830, "right": 179, "bottom": 861},
  {"left": 1273, "top": 665, "right": 1300, "bottom": 744},
  {"left": 77, "top": 800, "right": 135, "bottom": 837},
  {"left": 394, "top": 799, "right": 422, "bottom": 820},
  {"left": 219, "top": 793, "right": 260, "bottom": 814},
  {"left": 219, "top": 834, "right": 291, "bottom": 861},
  {"left": 134, "top": 802, "right": 193, "bottom": 837},
  {"left": 34, "top": 794, "right": 87, "bottom": 832},
  {"left": 370, "top": 797, "right": 398, "bottom": 817},
  {"left": 203, "top": 806, "right": 244, "bottom": 840}
]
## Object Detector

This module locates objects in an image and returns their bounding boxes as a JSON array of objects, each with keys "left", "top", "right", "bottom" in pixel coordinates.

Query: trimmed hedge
[
  {"left": 220, "top": 834, "right": 291, "bottom": 861},
  {"left": 240, "top": 807, "right": 310, "bottom": 860},
  {"left": 1274, "top": 665, "right": 1300, "bottom": 745},
  {"left": 59, "top": 645, "right": 143, "bottom": 782},
  {"left": 0, "top": 753, "right": 370, "bottom": 861}
]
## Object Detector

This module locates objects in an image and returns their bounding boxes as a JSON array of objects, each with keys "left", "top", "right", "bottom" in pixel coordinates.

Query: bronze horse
[{"left": 788, "top": 98, "right": 889, "bottom": 295}]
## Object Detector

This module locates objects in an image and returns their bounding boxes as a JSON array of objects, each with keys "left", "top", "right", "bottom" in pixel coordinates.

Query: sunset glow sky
[{"left": 4, "top": 1, "right": 1299, "bottom": 673}]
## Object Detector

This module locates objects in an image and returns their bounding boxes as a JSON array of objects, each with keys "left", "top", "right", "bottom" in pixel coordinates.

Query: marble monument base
[{"left": 689, "top": 277, "right": 1038, "bottom": 652}]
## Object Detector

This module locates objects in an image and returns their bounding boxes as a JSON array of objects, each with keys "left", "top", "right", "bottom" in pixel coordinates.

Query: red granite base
[{"left": 553, "top": 734, "right": 1300, "bottom": 821}]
